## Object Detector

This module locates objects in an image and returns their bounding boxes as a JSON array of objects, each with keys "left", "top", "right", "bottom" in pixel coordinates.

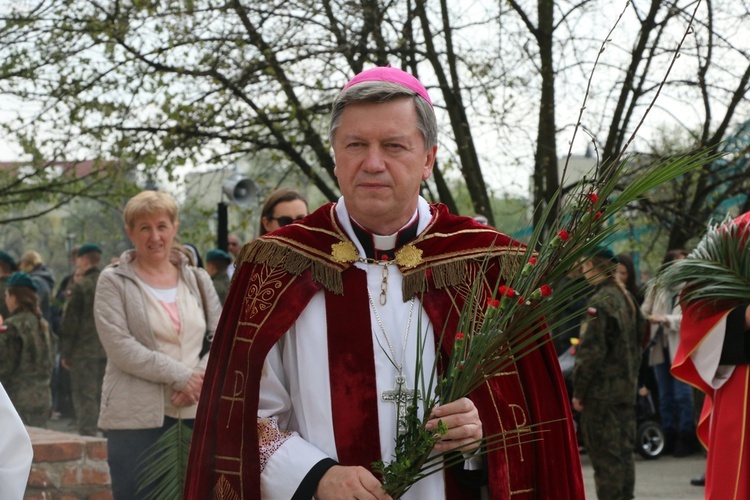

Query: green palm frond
[
  {"left": 136, "top": 419, "right": 193, "bottom": 500},
  {"left": 376, "top": 149, "right": 722, "bottom": 498},
  {"left": 656, "top": 215, "right": 750, "bottom": 310}
]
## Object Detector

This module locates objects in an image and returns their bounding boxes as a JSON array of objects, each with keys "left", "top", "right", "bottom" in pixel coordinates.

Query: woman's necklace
[{"left": 367, "top": 289, "right": 419, "bottom": 435}]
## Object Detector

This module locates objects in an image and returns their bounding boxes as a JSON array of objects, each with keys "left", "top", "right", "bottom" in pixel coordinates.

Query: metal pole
[{"left": 217, "top": 202, "right": 228, "bottom": 251}]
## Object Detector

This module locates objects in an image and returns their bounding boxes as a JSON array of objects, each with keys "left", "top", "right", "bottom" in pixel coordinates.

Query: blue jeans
[
  {"left": 653, "top": 353, "right": 694, "bottom": 433},
  {"left": 107, "top": 417, "right": 194, "bottom": 500}
]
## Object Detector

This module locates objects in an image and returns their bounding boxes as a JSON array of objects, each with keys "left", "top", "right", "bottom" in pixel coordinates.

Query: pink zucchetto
[{"left": 342, "top": 65, "right": 433, "bottom": 107}]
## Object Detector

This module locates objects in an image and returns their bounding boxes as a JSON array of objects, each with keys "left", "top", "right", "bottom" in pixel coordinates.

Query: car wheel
[{"left": 636, "top": 420, "right": 665, "bottom": 459}]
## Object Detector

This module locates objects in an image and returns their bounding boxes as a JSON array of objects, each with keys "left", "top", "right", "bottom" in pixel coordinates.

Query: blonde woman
[{"left": 94, "top": 190, "right": 222, "bottom": 499}]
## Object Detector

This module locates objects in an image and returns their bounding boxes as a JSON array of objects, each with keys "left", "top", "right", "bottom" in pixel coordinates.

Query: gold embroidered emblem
[
  {"left": 331, "top": 241, "right": 358, "bottom": 263},
  {"left": 395, "top": 244, "right": 424, "bottom": 268},
  {"left": 214, "top": 475, "right": 240, "bottom": 500}
]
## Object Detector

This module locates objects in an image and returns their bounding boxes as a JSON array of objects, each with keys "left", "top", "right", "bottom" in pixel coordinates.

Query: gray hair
[{"left": 329, "top": 81, "right": 437, "bottom": 150}]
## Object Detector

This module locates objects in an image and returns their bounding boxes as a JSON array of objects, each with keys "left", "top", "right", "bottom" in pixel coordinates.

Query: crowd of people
[
  {"left": 0, "top": 65, "right": 746, "bottom": 500},
  {"left": 0, "top": 186, "right": 313, "bottom": 498}
]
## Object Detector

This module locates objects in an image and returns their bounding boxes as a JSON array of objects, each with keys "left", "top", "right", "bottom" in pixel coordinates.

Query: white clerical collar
[
  {"left": 335, "top": 196, "right": 432, "bottom": 261},
  {"left": 350, "top": 210, "right": 419, "bottom": 251}
]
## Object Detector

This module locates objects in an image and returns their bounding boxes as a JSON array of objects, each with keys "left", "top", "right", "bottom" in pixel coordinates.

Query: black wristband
[{"left": 291, "top": 458, "right": 339, "bottom": 500}]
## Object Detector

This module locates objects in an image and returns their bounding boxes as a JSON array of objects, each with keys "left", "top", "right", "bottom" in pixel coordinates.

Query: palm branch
[
  {"left": 136, "top": 418, "right": 193, "bottom": 500},
  {"left": 655, "top": 214, "right": 750, "bottom": 311},
  {"left": 375, "top": 150, "right": 721, "bottom": 498}
]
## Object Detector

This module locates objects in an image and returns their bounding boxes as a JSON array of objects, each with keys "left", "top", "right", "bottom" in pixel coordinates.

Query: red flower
[
  {"left": 517, "top": 295, "right": 525, "bottom": 304},
  {"left": 455, "top": 332, "right": 465, "bottom": 341},
  {"left": 528, "top": 257, "right": 538, "bottom": 265},
  {"left": 498, "top": 285, "right": 516, "bottom": 298},
  {"left": 540, "top": 285, "right": 553, "bottom": 297},
  {"left": 558, "top": 229, "right": 570, "bottom": 241},
  {"left": 587, "top": 192, "right": 599, "bottom": 204},
  {"left": 594, "top": 211, "right": 603, "bottom": 220},
  {"left": 486, "top": 298, "right": 500, "bottom": 308}
]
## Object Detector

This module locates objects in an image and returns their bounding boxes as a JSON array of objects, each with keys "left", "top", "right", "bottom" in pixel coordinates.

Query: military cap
[
  {"left": 591, "top": 246, "right": 618, "bottom": 263},
  {"left": 0, "top": 250, "right": 17, "bottom": 269},
  {"left": 206, "top": 249, "right": 232, "bottom": 264},
  {"left": 6, "top": 272, "right": 37, "bottom": 290},
  {"left": 77, "top": 243, "right": 103, "bottom": 257}
]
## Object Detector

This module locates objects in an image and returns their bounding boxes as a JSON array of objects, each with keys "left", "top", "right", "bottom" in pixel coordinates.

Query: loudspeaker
[{"left": 222, "top": 173, "right": 257, "bottom": 207}]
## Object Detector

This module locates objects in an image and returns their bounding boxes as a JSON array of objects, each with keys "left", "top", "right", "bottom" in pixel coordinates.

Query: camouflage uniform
[
  {"left": 211, "top": 271, "right": 230, "bottom": 306},
  {"left": 0, "top": 311, "right": 55, "bottom": 427},
  {"left": 60, "top": 266, "right": 106, "bottom": 435},
  {"left": 0, "top": 276, "right": 9, "bottom": 319},
  {"left": 573, "top": 279, "right": 643, "bottom": 500}
]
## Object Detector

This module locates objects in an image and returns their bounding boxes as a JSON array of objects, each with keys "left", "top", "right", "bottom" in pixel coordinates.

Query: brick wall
[{"left": 25, "top": 427, "right": 112, "bottom": 500}]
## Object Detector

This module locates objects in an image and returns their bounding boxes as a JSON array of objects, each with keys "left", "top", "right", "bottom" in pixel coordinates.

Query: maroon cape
[{"left": 185, "top": 203, "right": 583, "bottom": 499}]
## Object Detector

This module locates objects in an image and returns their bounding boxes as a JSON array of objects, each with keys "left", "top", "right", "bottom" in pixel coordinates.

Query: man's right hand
[{"left": 314, "top": 465, "right": 392, "bottom": 500}]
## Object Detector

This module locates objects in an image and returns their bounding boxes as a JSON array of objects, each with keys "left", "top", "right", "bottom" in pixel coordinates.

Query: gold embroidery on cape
[
  {"left": 213, "top": 475, "right": 240, "bottom": 500},
  {"left": 222, "top": 370, "right": 245, "bottom": 422},
  {"left": 243, "top": 267, "right": 287, "bottom": 319},
  {"left": 462, "top": 271, "right": 536, "bottom": 496},
  {"left": 394, "top": 244, "right": 423, "bottom": 268},
  {"left": 508, "top": 403, "right": 531, "bottom": 461},
  {"left": 484, "top": 379, "right": 512, "bottom": 495},
  {"left": 331, "top": 240, "right": 358, "bottom": 264}
]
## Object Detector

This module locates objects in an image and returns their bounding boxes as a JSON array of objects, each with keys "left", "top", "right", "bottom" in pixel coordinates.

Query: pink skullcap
[{"left": 342, "top": 66, "right": 433, "bottom": 107}]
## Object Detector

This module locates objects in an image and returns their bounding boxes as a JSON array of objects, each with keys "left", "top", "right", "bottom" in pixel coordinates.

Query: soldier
[
  {"left": 572, "top": 248, "right": 644, "bottom": 500},
  {"left": 18, "top": 250, "right": 56, "bottom": 326},
  {"left": 205, "top": 248, "right": 232, "bottom": 305},
  {"left": 60, "top": 243, "right": 106, "bottom": 436},
  {"left": 0, "top": 272, "right": 55, "bottom": 427},
  {"left": 0, "top": 250, "right": 18, "bottom": 320}
]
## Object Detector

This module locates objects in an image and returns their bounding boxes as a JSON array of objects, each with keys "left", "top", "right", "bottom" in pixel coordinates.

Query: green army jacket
[
  {"left": 0, "top": 276, "right": 9, "bottom": 319},
  {"left": 0, "top": 311, "right": 55, "bottom": 402},
  {"left": 210, "top": 272, "right": 230, "bottom": 306},
  {"left": 572, "top": 279, "right": 644, "bottom": 405},
  {"left": 60, "top": 266, "right": 105, "bottom": 359}
]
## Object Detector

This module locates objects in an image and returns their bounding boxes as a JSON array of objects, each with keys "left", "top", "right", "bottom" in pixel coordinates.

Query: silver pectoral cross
[{"left": 381, "top": 374, "right": 421, "bottom": 435}]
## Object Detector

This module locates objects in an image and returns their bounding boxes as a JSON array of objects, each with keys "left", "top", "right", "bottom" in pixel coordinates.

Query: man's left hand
[{"left": 425, "top": 398, "right": 483, "bottom": 453}]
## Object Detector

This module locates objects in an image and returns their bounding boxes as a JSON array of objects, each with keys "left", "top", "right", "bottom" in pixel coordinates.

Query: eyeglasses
[{"left": 268, "top": 215, "right": 305, "bottom": 227}]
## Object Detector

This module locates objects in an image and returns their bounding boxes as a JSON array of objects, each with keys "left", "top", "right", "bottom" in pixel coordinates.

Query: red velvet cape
[{"left": 184, "top": 203, "right": 583, "bottom": 499}]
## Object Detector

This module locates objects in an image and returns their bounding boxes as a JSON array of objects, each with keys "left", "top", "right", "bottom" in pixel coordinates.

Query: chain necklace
[
  {"left": 367, "top": 288, "right": 420, "bottom": 435},
  {"left": 360, "top": 257, "right": 391, "bottom": 305}
]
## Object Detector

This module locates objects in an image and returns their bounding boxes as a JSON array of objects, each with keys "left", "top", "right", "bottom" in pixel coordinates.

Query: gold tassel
[
  {"left": 312, "top": 261, "right": 344, "bottom": 295},
  {"left": 282, "top": 251, "right": 311, "bottom": 276},
  {"left": 402, "top": 271, "right": 427, "bottom": 301},
  {"left": 432, "top": 260, "right": 468, "bottom": 289},
  {"left": 239, "top": 239, "right": 345, "bottom": 294}
]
